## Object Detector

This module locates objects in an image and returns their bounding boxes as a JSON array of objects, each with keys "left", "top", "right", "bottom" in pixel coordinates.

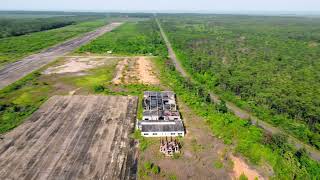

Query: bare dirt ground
[
  {"left": 231, "top": 155, "right": 265, "bottom": 180},
  {"left": 112, "top": 57, "right": 159, "bottom": 85},
  {"left": 308, "top": 42, "right": 318, "bottom": 48},
  {"left": 0, "top": 95, "right": 138, "bottom": 180},
  {"left": 139, "top": 102, "right": 266, "bottom": 180},
  {"left": 0, "top": 22, "right": 123, "bottom": 90},
  {"left": 43, "top": 56, "right": 118, "bottom": 75}
]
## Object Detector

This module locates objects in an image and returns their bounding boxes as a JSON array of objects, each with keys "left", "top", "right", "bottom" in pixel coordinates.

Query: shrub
[
  {"left": 216, "top": 100, "right": 228, "bottom": 113},
  {"left": 144, "top": 161, "right": 152, "bottom": 170},
  {"left": 239, "top": 173, "right": 248, "bottom": 180},
  {"left": 151, "top": 165, "right": 160, "bottom": 174},
  {"left": 213, "top": 160, "right": 224, "bottom": 169},
  {"left": 172, "top": 153, "right": 181, "bottom": 159},
  {"left": 93, "top": 85, "right": 105, "bottom": 93}
]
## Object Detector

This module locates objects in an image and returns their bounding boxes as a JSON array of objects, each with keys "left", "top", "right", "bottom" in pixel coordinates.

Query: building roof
[
  {"left": 141, "top": 121, "right": 184, "bottom": 132},
  {"left": 143, "top": 110, "right": 161, "bottom": 116}
]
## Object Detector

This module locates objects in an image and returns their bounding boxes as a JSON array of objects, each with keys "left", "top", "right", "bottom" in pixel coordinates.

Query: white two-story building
[{"left": 138, "top": 91, "right": 185, "bottom": 137}]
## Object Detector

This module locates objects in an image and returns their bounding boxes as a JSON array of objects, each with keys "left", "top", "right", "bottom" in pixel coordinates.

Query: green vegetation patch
[
  {"left": 0, "top": 71, "right": 51, "bottom": 133},
  {"left": 77, "top": 20, "right": 167, "bottom": 57},
  {"left": 132, "top": 130, "right": 154, "bottom": 151},
  {"left": 213, "top": 160, "right": 224, "bottom": 169}
]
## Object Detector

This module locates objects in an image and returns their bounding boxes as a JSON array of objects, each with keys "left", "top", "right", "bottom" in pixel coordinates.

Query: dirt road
[
  {"left": 156, "top": 17, "right": 320, "bottom": 162},
  {"left": 156, "top": 18, "right": 189, "bottom": 78},
  {"left": 0, "top": 22, "right": 123, "bottom": 90},
  {"left": 0, "top": 95, "right": 138, "bottom": 179}
]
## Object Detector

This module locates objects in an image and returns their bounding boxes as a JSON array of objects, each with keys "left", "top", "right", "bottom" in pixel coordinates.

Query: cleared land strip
[
  {"left": 156, "top": 17, "right": 320, "bottom": 161},
  {"left": 0, "top": 95, "right": 138, "bottom": 180},
  {"left": 0, "top": 22, "right": 123, "bottom": 90}
]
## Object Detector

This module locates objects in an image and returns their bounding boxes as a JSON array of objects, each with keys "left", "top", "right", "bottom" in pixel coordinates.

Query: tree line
[
  {"left": 159, "top": 15, "right": 320, "bottom": 149},
  {"left": 0, "top": 15, "right": 105, "bottom": 38}
]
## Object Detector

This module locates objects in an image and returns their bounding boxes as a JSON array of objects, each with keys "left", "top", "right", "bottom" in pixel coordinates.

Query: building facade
[{"left": 138, "top": 91, "right": 185, "bottom": 137}]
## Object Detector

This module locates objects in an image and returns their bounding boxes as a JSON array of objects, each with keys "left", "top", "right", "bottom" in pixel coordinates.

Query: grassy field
[
  {"left": 0, "top": 19, "right": 107, "bottom": 67},
  {"left": 77, "top": 20, "right": 167, "bottom": 57},
  {"left": 159, "top": 15, "right": 320, "bottom": 150}
]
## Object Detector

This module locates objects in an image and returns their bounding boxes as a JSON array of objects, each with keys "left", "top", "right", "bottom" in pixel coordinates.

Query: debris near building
[
  {"left": 160, "top": 137, "right": 181, "bottom": 157},
  {"left": 138, "top": 91, "right": 185, "bottom": 137}
]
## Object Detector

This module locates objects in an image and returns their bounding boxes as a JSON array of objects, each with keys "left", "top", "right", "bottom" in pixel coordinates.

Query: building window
[
  {"left": 178, "top": 133, "right": 183, "bottom": 136},
  {"left": 152, "top": 133, "right": 157, "bottom": 135},
  {"left": 171, "top": 133, "right": 175, "bottom": 135},
  {"left": 144, "top": 118, "right": 149, "bottom": 120},
  {"left": 144, "top": 133, "right": 149, "bottom": 135}
]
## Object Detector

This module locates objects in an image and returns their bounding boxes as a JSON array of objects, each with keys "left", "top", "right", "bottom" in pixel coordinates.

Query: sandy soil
[
  {"left": 43, "top": 57, "right": 112, "bottom": 75},
  {"left": 0, "top": 22, "right": 123, "bottom": 90},
  {"left": 112, "top": 58, "right": 129, "bottom": 84},
  {"left": 309, "top": 42, "right": 318, "bottom": 48},
  {"left": 137, "top": 57, "right": 159, "bottom": 84},
  {"left": 112, "top": 57, "right": 159, "bottom": 85},
  {"left": 0, "top": 95, "right": 138, "bottom": 180},
  {"left": 69, "top": 88, "right": 81, "bottom": 95},
  {"left": 231, "top": 155, "right": 264, "bottom": 180}
]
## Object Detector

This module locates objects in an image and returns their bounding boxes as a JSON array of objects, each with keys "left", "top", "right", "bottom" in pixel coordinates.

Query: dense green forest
[
  {"left": 0, "top": 15, "right": 105, "bottom": 38},
  {"left": 159, "top": 15, "right": 320, "bottom": 149},
  {"left": 77, "top": 20, "right": 167, "bottom": 56}
]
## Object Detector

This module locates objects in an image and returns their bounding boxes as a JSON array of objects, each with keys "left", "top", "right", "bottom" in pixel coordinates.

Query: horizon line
[{"left": 0, "top": 9, "right": 320, "bottom": 14}]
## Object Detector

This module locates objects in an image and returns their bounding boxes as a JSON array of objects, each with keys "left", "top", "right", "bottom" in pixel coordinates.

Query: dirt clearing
[
  {"left": 43, "top": 56, "right": 118, "bottom": 75},
  {"left": 0, "top": 95, "right": 138, "bottom": 180},
  {"left": 231, "top": 155, "right": 264, "bottom": 180},
  {"left": 112, "top": 57, "right": 159, "bottom": 85}
]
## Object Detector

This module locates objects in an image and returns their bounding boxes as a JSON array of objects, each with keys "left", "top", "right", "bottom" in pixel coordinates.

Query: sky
[{"left": 1, "top": 0, "right": 320, "bottom": 13}]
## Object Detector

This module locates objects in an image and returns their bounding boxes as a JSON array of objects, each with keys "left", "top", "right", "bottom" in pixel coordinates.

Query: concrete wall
[{"left": 141, "top": 131, "right": 185, "bottom": 137}]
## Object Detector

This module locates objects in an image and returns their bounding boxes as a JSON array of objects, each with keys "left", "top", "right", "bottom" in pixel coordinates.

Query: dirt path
[
  {"left": 0, "top": 95, "right": 138, "bottom": 179},
  {"left": 112, "top": 57, "right": 159, "bottom": 85},
  {"left": 0, "top": 22, "right": 123, "bottom": 90},
  {"left": 156, "top": 18, "right": 189, "bottom": 78},
  {"left": 155, "top": 16, "right": 320, "bottom": 162}
]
